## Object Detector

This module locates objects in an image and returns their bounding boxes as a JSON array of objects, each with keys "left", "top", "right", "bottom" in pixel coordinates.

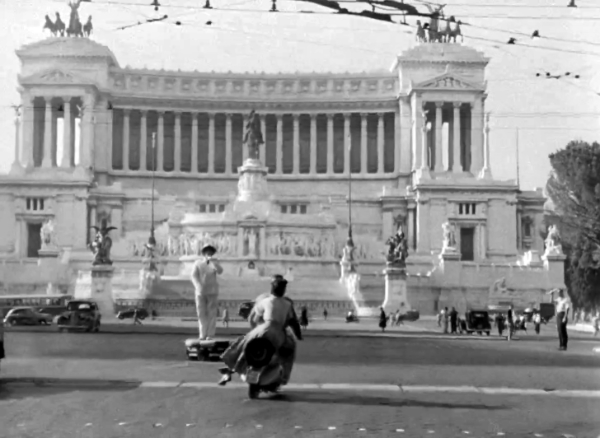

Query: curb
[{"left": 5, "top": 379, "right": 600, "bottom": 398}]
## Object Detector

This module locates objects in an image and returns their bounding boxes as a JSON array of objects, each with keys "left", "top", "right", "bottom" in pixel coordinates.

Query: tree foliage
[{"left": 546, "top": 140, "right": 600, "bottom": 310}]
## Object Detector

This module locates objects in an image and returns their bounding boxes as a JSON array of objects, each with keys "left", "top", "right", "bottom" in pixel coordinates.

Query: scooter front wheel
[{"left": 248, "top": 384, "right": 260, "bottom": 399}]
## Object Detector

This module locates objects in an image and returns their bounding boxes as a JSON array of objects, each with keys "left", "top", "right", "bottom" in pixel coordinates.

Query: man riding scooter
[{"left": 217, "top": 275, "right": 303, "bottom": 386}]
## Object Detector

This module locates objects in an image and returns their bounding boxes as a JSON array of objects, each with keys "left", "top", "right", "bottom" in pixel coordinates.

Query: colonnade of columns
[
  {"left": 14, "top": 94, "right": 95, "bottom": 170},
  {"left": 112, "top": 110, "right": 397, "bottom": 175},
  {"left": 412, "top": 97, "right": 484, "bottom": 174}
]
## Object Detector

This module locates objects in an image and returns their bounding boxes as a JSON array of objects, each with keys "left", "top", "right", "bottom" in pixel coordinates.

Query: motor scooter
[{"left": 242, "top": 338, "right": 285, "bottom": 399}]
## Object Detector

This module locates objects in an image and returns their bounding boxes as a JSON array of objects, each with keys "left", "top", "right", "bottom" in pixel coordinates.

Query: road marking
[
  {"left": 135, "top": 381, "right": 600, "bottom": 398},
  {"left": 139, "top": 381, "right": 181, "bottom": 388}
]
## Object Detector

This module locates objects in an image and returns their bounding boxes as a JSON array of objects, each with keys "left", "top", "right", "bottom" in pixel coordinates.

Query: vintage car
[
  {"left": 117, "top": 308, "right": 149, "bottom": 320},
  {"left": 3, "top": 307, "right": 53, "bottom": 326},
  {"left": 56, "top": 301, "right": 101, "bottom": 332},
  {"left": 238, "top": 301, "right": 255, "bottom": 320},
  {"left": 463, "top": 309, "right": 492, "bottom": 335},
  {"left": 397, "top": 309, "right": 420, "bottom": 323}
]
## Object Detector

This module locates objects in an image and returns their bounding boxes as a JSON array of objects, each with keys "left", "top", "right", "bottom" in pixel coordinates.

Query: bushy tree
[{"left": 546, "top": 141, "right": 600, "bottom": 310}]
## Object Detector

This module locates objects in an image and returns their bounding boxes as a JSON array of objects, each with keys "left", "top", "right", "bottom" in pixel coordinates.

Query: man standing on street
[
  {"left": 549, "top": 288, "right": 571, "bottom": 350},
  {"left": 507, "top": 305, "right": 515, "bottom": 341},
  {"left": 191, "top": 244, "right": 224, "bottom": 341}
]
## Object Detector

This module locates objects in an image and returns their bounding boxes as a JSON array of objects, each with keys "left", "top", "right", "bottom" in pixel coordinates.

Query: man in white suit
[{"left": 191, "top": 244, "right": 224, "bottom": 340}]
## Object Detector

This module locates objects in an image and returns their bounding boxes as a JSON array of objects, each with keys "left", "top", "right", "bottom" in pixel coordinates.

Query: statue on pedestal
[
  {"left": 544, "top": 224, "right": 563, "bottom": 256},
  {"left": 441, "top": 221, "right": 457, "bottom": 252},
  {"left": 40, "top": 219, "right": 57, "bottom": 250},
  {"left": 89, "top": 219, "right": 117, "bottom": 266},
  {"left": 243, "top": 110, "right": 263, "bottom": 161},
  {"left": 66, "top": 0, "right": 84, "bottom": 37},
  {"left": 385, "top": 228, "right": 408, "bottom": 268}
]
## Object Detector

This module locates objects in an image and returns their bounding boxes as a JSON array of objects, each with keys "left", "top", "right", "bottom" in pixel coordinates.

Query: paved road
[{"left": 2, "top": 329, "right": 600, "bottom": 437}]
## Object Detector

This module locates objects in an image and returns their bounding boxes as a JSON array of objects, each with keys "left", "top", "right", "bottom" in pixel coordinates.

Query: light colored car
[{"left": 3, "top": 307, "right": 53, "bottom": 326}]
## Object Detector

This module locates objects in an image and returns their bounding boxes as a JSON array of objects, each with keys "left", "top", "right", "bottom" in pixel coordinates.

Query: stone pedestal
[
  {"left": 38, "top": 246, "right": 60, "bottom": 258},
  {"left": 73, "top": 266, "right": 116, "bottom": 319},
  {"left": 440, "top": 250, "right": 461, "bottom": 284},
  {"left": 383, "top": 266, "right": 410, "bottom": 313},
  {"left": 542, "top": 253, "right": 567, "bottom": 287},
  {"left": 234, "top": 159, "right": 271, "bottom": 219}
]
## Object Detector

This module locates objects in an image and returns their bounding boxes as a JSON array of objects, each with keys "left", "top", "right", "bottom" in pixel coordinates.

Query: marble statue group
[
  {"left": 43, "top": 0, "right": 93, "bottom": 38},
  {"left": 89, "top": 219, "right": 117, "bottom": 266}
]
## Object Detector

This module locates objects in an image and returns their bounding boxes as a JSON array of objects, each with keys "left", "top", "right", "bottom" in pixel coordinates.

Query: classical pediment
[
  {"left": 16, "top": 37, "right": 119, "bottom": 66},
  {"left": 19, "top": 68, "right": 94, "bottom": 86},
  {"left": 413, "top": 73, "right": 482, "bottom": 91}
]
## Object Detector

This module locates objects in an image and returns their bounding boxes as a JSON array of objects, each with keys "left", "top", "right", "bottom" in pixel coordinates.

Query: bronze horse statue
[
  {"left": 43, "top": 13, "right": 66, "bottom": 37},
  {"left": 66, "top": 0, "right": 83, "bottom": 37}
]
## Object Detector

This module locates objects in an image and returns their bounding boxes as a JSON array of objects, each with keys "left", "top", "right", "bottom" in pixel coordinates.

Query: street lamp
[{"left": 145, "top": 132, "right": 158, "bottom": 271}]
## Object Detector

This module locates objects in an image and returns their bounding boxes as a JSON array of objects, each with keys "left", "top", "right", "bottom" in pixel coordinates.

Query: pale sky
[{"left": 1, "top": 0, "right": 599, "bottom": 190}]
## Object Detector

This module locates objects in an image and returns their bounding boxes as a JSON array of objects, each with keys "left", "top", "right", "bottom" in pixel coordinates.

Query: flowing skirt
[{"left": 221, "top": 322, "right": 296, "bottom": 382}]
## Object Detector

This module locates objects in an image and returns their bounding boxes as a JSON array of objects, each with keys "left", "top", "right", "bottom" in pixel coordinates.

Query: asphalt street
[{"left": 2, "top": 328, "right": 600, "bottom": 437}]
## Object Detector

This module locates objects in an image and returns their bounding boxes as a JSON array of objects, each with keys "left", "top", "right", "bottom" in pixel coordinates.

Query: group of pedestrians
[{"left": 437, "top": 307, "right": 460, "bottom": 334}]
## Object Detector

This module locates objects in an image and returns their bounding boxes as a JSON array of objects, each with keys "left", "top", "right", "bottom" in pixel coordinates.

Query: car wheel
[
  {"left": 486, "top": 331, "right": 490, "bottom": 336},
  {"left": 94, "top": 322, "right": 100, "bottom": 333}
]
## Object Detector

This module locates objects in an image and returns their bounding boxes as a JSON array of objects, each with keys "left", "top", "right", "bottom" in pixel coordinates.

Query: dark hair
[{"left": 271, "top": 275, "right": 288, "bottom": 297}]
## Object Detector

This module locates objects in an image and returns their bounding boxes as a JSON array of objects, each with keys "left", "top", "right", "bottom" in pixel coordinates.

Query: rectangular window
[
  {"left": 300, "top": 205, "right": 307, "bottom": 214},
  {"left": 460, "top": 227, "right": 475, "bottom": 261},
  {"left": 199, "top": 204, "right": 206, "bottom": 213},
  {"left": 281, "top": 205, "right": 287, "bottom": 214}
]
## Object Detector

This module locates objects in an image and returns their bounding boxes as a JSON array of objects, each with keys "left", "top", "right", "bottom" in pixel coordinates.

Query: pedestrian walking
[
  {"left": 507, "top": 305, "right": 515, "bottom": 341},
  {"left": 593, "top": 312, "right": 599, "bottom": 337},
  {"left": 379, "top": 307, "right": 387, "bottom": 332},
  {"left": 437, "top": 309, "right": 442, "bottom": 327},
  {"left": 441, "top": 307, "right": 449, "bottom": 334},
  {"left": 494, "top": 313, "right": 504, "bottom": 336},
  {"left": 300, "top": 306, "right": 309, "bottom": 330},
  {"left": 222, "top": 307, "right": 229, "bottom": 328},
  {"left": 450, "top": 307, "right": 458, "bottom": 334},
  {"left": 533, "top": 312, "right": 541, "bottom": 335},
  {"left": 133, "top": 308, "right": 143, "bottom": 325},
  {"left": 549, "top": 288, "right": 571, "bottom": 350},
  {"left": 323, "top": 308, "right": 328, "bottom": 321}
]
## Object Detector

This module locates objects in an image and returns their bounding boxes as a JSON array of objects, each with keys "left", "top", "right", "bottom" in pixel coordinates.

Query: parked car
[
  {"left": 3, "top": 307, "right": 53, "bottom": 326},
  {"left": 117, "top": 308, "right": 149, "bottom": 320},
  {"left": 56, "top": 301, "right": 101, "bottom": 333},
  {"left": 238, "top": 301, "right": 255, "bottom": 320}
]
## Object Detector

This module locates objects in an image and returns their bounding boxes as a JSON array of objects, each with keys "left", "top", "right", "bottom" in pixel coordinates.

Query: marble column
[
  {"left": 42, "top": 97, "right": 53, "bottom": 168},
  {"left": 140, "top": 110, "right": 148, "bottom": 171},
  {"left": 89, "top": 204, "right": 97, "bottom": 243},
  {"left": 343, "top": 113, "right": 351, "bottom": 175},
  {"left": 377, "top": 113, "right": 384, "bottom": 174},
  {"left": 80, "top": 93, "right": 95, "bottom": 169},
  {"left": 174, "top": 112, "right": 182, "bottom": 172},
  {"left": 191, "top": 112, "right": 198, "bottom": 174},
  {"left": 452, "top": 103, "right": 462, "bottom": 173},
  {"left": 207, "top": 113, "right": 215, "bottom": 174},
  {"left": 122, "top": 109, "right": 130, "bottom": 171},
  {"left": 470, "top": 98, "right": 484, "bottom": 173},
  {"left": 310, "top": 114, "right": 317, "bottom": 174},
  {"left": 478, "top": 113, "right": 493, "bottom": 180},
  {"left": 61, "top": 97, "right": 72, "bottom": 168},
  {"left": 326, "top": 113, "right": 334, "bottom": 174},
  {"left": 10, "top": 109, "right": 24, "bottom": 174},
  {"left": 407, "top": 208, "right": 416, "bottom": 251},
  {"left": 21, "top": 93, "right": 35, "bottom": 169},
  {"left": 259, "top": 114, "right": 266, "bottom": 164},
  {"left": 157, "top": 111, "right": 164, "bottom": 172},
  {"left": 276, "top": 114, "right": 283, "bottom": 174},
  {"left": 479, "top": 223, "right": 487, "bottom": 260},
  {"left": 51, "top": 108, "right": 58, "bottom": 167},
  {"left": 399, "top": 97, "right": 412, "bottom": 173},
  {"left": 411, "top": 94, "right": 423, "bottom": 171},
  {"left": 416, "top": 108, "right": 430, "bottom": 180},
  {"left": 434, "top": 103, "right": 444, "bottom": 172},
  {"left": 225, "top": 113, "right": 232, "bottom": 175},
  {"left": 259, "top": 227, "right": 266, "bottom": 259},
  {"left": 242, "top": 114, "right": 249, "bottom": 162},
  {"left": 360, "top": 113, "right": 368, "bottom": 174},
  {"left": 293, "top": 114, "right": 300, "bottom": 174}
]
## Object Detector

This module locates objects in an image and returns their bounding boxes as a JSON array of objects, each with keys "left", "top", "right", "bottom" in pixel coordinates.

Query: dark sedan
[
  {"left": 117, "top": 308, "right": 149, "bottom": 320},
  {"left": 4, "top": 307, "right": 53, "bottom": 326}
]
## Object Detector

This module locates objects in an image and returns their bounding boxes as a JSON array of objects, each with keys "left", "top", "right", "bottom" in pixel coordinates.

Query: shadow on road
[
  {"left": 0, "top": 378, "right": 139, "bottom": 402},
  {"left": 261, "top": 392, "right": 509, "bottom": 411}
]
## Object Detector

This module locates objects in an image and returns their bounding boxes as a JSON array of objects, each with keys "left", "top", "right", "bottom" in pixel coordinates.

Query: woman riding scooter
[{"left": 217, "top": 275, "right": 303, "bottom": 386}]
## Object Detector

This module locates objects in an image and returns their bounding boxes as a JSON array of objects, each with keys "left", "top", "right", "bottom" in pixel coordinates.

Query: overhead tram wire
[{"left": 96, "top": 0, "right": 600, "bottom": 60}]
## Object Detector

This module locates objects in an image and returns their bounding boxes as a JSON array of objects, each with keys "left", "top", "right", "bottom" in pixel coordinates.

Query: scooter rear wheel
[{"left": 248, "top": 384, "right": 260, "bottom": 399}]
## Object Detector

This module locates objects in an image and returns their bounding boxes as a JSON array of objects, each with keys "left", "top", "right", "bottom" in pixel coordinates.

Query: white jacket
[{"left": 191, "top": 257, "right": 223, "bottom": 296}]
